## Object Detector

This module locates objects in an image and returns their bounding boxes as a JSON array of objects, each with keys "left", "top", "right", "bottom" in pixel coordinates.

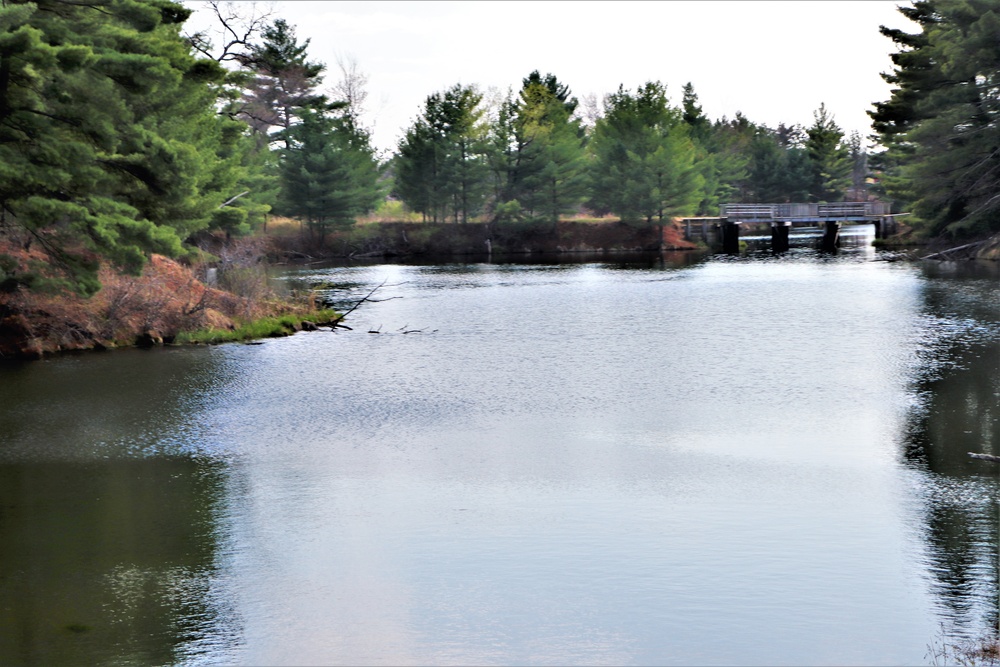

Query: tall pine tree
[
  {"left": 0, "top": 0, "right": 242, "bottom": 295},
  {"left": 871, "top": 0, "right": 1000, "bottom": 236},
  {"left": 805, "top": 103, "right": 850, "bottom": 202},
  {"left": 394, "top": 84, "right": 489, "bottom": 223},
  {"left": 280, "top": 110, "right": 382, "bottom": 241},
  {"left": 489, "top": 72, "right": 587, "bottom": 225},
  {"left": 588, "top": 82, "right": 703, "bottom": 225}
]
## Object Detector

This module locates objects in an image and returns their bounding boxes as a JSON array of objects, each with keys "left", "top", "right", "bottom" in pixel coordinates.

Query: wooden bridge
[{"left": 682, "top": 202, "right": 904, "bottom": 252}]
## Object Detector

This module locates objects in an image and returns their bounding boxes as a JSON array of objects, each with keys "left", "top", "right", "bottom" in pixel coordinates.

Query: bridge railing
[
  {"left": 817, "top": 202, "right": 868, "bottom": 218},
  {"left": 774, "top": 203, "right": 814, "bottom": 218},
  {"left": 719, "top": 204, "right": 776, "bottom": 220},
  {"left": 720, "top": 202, "right": 891, "bottom": 220}
]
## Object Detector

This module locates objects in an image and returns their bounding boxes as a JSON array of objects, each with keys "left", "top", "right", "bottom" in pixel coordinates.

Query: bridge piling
[
  {"left": 771, "top": 221, "right": 791, "bottom": 253},
  {"left": 875, "top": 216, "right": 899, "bottom": 239},
  {"left": 822, "top": 221, "right": 841, "bottom": 252},
  {"left": 719, "top": 219, "right": 740, "bottom": 254}
]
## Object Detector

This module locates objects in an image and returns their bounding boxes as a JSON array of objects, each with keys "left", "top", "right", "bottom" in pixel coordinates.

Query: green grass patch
[{"left": 174, "top": 309, "right": 339, "bottom": 346}]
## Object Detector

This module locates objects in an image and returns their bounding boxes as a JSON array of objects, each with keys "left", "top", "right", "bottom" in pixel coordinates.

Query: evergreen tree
[
  {"left": 692, "top": 113, "right": 752, "bottom": 212},
  {"left": 394, "top": 84, "right": 489, "bottom": 223},
  {"left": 681, "top": 82, "right": 710, "bottom": 144},
  {"left": 588, "top": 82, "right": 703, "bottom": 225},
  {"left": 847, "top": 131, "right": 869, "bottom": 200},
  {"left": 239, "top": 18, "right": 330, "bottom": 150},
  {"left": 0, "top": 0, "right": 241, "bottom": 295},
  {"left": 394, "top": 116, "right": 441, "bottom": 222},
  {"left": 491, "top": 72, "right": 587, "bottom": 225},
  {"left": 440, "top": 84, "right": 489, "bottom": 224},
  {"left": 746, "top": 133, "right": 787, "bottom": 202},
  {"left": 521, "top": 70, "right": 577, "bottom": 115},
  {"left": 745, "top": 130, "right": 812, "bottom": 202},
  {"left": 805, "top": 103, "right": 851, "bottom": 202},
  {"left": 484, "top": 89, "right": 520, "bottom": 219},
  {"left": 280, "top": 110, "right": 381, "bottom": 240},
  {"left": 871, "top": 0, "right": 1000, "bottom": 236},
  {"left": 212, "top": 134, "right": 278, "bottom": 237},
  {"left": 183, "top": 2, "right": 283, "bottom": 235}
]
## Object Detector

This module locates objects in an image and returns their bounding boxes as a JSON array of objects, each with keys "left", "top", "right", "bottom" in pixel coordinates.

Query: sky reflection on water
[{"left": 1, "top": 249, "right": 999, "bottom": 665}]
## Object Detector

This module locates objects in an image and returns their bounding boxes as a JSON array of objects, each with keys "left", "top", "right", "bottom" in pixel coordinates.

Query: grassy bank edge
[{"left": 173, "top": 308, "right": 340, "bottom": 346}]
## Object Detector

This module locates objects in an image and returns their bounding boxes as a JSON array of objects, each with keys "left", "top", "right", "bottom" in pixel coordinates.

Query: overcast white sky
[{"left": 183, "top": 1, "right": 916, "bottom": 156}]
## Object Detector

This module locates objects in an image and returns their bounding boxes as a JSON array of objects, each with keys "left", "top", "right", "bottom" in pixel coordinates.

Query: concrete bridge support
[
  {"left": 822, "top": 221, "right": 841, "bottom": 252},
  {"left": 719, "top": 219, "right": 740, "bottom": 254},
  {"left": 771, "top": 221, "right": 791, "bottom": 253},
  {"left": 683, "top": 218, "right": 713, "bottom": 244},
  {"left": 874, "top": 216, "right": 898, "bottom": 239}
]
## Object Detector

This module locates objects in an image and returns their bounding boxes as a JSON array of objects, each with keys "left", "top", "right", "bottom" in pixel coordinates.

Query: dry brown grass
[
  {"left": 261, "top": 215, "right": 304, "bottom": 237},
  {"left": 561, "top": 213, "right": 621, "bottom": 224},
  {"left": 0, "top": 246, "right": 277, "bottom": 358},
  {"left": 357, "top": 199, "right": 423, "bottom": 224}
]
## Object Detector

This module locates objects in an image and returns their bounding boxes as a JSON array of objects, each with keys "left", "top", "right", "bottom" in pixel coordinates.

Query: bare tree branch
[
  {"left": 331, "top": 54, "right": 370, "bottom": 127},
  {"left": 185, "top": 1, "right": 275, "bottom": 65},
  {"left": 330, "top": 278, "right": 389, "bottom": 328}
]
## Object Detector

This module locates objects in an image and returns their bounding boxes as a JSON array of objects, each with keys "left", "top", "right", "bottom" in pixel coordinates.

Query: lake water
[{"left": 2, "top": 231, "right": 1000, "bottom": 665}]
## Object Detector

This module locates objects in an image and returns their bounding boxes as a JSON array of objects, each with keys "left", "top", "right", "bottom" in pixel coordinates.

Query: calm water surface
[{"left": 2, "top": 237, "right": 1000, "bottom": 665}]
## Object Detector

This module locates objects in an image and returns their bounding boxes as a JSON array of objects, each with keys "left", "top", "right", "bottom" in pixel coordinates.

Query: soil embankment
[{"left": 0, "top": 252, "right": 329, "bottom": 360}]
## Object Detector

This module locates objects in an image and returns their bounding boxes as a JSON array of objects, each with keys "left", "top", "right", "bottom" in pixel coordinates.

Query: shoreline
[
  {"left": 3, "top": 219, "right": 996, "bottom": 362},
  {"left": 0, "top": 252, "right": 339, "bottom": 361}
]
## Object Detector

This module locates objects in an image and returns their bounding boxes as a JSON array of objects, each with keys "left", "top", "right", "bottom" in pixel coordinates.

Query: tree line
[
  {"left": 0, "top": 0, "right": 989, "bottom": 297},
  {"left": 392, "top": 76, "right": 863, "bottom": 228}
]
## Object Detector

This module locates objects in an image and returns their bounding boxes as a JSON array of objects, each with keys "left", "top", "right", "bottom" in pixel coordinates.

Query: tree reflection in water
[{"left": 902, "top": 261, "right": 1000, "bottom": 642}]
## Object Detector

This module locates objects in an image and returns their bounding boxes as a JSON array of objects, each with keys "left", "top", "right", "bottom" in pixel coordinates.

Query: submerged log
[
  {"left": 968, "top": 452, "right": 1000, "bottom": 463},
  {"left": 923, "top": 240, "right": 988, "bottom": 261}
]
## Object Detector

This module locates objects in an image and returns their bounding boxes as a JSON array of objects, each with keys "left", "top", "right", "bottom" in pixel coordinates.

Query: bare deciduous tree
[
  {"left": 331, "top": 54, "right": 370, "bottom": 128},
  {"left": 577, "top": 92, "right": 604, "bottom": 129},
  {"left": 185, "top": 0, "right": 275, "bottom": 65}
]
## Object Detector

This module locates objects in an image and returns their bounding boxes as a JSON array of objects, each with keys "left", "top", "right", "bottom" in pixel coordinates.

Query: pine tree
[
  {"left": 0, "top": 0, "right": 241, "bottom": 295},
  {"left": 871, "top": 0, "right": 1000, "bottom": 236},
  {"left": 691, "top": 113, "right": 752, "bottom": 212},
  {"left": 394, "top": 117, "right": 441, "bottom": 222},
  {"left": 805, "top": 103, "right": 851, "bottom": 202},
  {"left": 440, "top": 84, "right": 489, "bottom": 224},
  {"left": 239, "top": 18, "right": 330, "bottom": 150},
  {"left": 746, "top": 131, "right": 812, "bottom": 202},
  {"left": 280, "top": 110, "right": 382, "bottom": 241},
  {"left": 484, "top": 90, "right": 520, "bottom": 219},
  {"left": 394, "top": 84, "right": 489, "bottom": 223},
  {"left": 681, "top": 82, "right": 710, "bottom": 144},
  {"left": 588, "top": 82, "right": 703, "bottom": 225},
  {"left": 499, "top": 73, "right": 587, "bottom": 225}
]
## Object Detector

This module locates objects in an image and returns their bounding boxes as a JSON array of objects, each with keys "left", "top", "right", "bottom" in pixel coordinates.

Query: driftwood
[
  {"left": 323, "top": 279, "right": 411, "bottom": 332},
  {"left": 331, "top": 279, "right": 388, "bottom": 330},
  {"left": 923, "top": 240, "right": 988, "bottom": 261},
  {"left": 968, "top": 452, "right": 1000, "bottom": 463}
]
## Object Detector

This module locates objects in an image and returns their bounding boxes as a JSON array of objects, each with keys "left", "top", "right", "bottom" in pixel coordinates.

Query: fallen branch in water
[
  {"left": 968, "top": 452, "right": 1000, "bottom": 463},
  {"left": 330, "top": 279, "right": 390, "bottom": 330},
  {"left": 923, "top": 240, "right": 988, "bottom": 260}
]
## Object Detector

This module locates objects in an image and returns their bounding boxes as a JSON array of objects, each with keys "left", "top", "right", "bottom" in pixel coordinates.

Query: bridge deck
[
  {"left": 681, "top": 201, "right": 903, "bottom": 247},
  {"left": 717, "top": 202, "right": 891, "bottom": 222}
]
